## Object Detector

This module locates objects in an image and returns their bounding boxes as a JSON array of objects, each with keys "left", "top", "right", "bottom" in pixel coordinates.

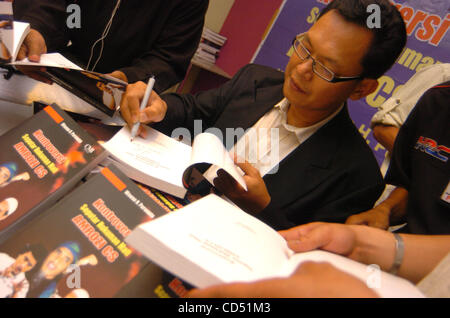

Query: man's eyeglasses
[{"left": 291, "top": 33, "right": 363, "bottom": 83}]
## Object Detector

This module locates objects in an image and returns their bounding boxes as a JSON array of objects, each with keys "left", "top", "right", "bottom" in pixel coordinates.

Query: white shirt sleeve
[{"left": 371, "top": 63, "right": 450, "bottom": 128}]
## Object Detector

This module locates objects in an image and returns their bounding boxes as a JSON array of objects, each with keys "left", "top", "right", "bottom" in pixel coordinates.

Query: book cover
[
  {"left": 0, "top": 104, "right": 107, "bottom": 242},
  {"left": 0, "top": 165, "right": 168, "bottom": 298},
  {"left": 46, "top": 68, "right": 126, "bottom": 117},
  {"left": 113, "top": 181, "right": 194, "bottom": 298}
]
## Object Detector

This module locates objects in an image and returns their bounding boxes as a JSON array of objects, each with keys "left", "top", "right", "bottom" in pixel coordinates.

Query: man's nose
[{"left": 295, "top": 57, "right": 314, "bottom": 81}]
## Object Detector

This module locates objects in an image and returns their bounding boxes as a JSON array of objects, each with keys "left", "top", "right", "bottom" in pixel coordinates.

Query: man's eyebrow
[{"left": 303, "top": 33, "right": 340, "bottom": 69}]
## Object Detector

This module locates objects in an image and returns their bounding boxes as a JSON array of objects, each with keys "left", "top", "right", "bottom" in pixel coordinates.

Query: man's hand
[
  {"left": 213, "top": 159, "right": 271, "bottom": 214},
  {"left": 120, "top": 81, "right": 167, "bottom": 137},
  {"left": 107, "top": 70, "right": 128, "bottom": 83},
  {"left": 15, "top": 29, "right": 52, "bottom": 84},
  {"left": 186, "top": 261, "right": 378, "bottom": 298},
  {"left": 345, "top": 205, "right": 390, "bottom": 229}
]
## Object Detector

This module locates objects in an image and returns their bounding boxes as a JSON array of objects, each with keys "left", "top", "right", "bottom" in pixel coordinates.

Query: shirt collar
[{"left": 275, "top": 98, "right": 344, "bottom": 142}]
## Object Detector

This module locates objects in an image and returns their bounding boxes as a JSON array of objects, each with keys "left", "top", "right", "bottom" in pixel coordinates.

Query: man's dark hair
[
  {"left": 19, "top": 243, "right": 48, "bottom": 265},
  {"left": 319, "top": 0, "right": 407, "bottom": 79}
]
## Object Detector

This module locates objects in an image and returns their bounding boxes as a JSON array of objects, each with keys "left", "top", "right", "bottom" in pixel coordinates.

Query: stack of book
[{"left": 192, "top": 27, "right": 227, "bottom": 68}]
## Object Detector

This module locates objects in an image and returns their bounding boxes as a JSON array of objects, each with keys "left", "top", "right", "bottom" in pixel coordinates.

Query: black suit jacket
[{"left": 154, "top": 64, "right": 384, "bottom": 230}]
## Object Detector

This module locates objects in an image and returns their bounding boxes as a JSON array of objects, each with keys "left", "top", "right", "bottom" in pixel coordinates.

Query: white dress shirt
[
  {"left": 231, "top": 98, "right": 344, "bottom": 176},
  {"left": 371, "top": 63, "right": 450, "bottom": 128}
]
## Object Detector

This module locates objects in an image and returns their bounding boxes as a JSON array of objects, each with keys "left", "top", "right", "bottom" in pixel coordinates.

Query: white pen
[{"left": 130, "top": 76, "right": 156, "bottom": 141}]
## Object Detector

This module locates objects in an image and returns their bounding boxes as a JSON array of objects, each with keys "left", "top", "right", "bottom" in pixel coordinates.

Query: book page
[
  {"left": 11, "top": 52, "right": 83, "bottom": 70},
  {"left": 190, "top": 132, "right": 247, "bottom": 191},
  {"left": 283, "top": 250, "right": 424, "bottom": 298},
  {"left": 127, "top": 194, "right": 291, "bottom": 286},
  {"left": 103, "top": 126, "right": 192, "bottom": 187},
  {"left": 12, "top": 21, "right": 29, "bottom": 61}
]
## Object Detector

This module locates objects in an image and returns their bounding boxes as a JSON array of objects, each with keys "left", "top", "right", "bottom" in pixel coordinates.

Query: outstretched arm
[{"left": 281, "top": 222, "right": 450, "bottom": 283}]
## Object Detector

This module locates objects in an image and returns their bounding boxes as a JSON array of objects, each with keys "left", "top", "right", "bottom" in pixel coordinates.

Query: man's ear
[{"left": 349, "top": 78, "right": 378, "bottom": 100}]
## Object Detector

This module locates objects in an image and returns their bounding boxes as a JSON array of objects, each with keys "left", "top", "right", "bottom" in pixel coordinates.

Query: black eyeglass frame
[{"left": 291, "top": 33, "right": 364, "bottom": 83}]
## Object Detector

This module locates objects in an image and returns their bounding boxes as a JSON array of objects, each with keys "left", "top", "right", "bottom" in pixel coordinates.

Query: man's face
[
  {"left": 0, "top": 199, "right": 10, "bottom": 221},
  {"left": 0, "top": 166, "right": 11, "bottom": 185},
  {"left": 11, "top": 251, "right": 37, "bottom": 275},
  {"left": 41, "top": 247, "right": 74, "bottom": 279},
  {"left": 283, "top": 10, "right": 374, "bottom": 116}
]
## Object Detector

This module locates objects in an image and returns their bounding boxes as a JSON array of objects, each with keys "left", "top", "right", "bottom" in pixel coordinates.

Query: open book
[
  {"left": 126, "top": 194, "right": 425, "bottom": 298},
  {"left": 102, "top": 126, "right": 247, "bottom": 199},
  {"left": 10, "top": 53, "right": 127, "bottom": 117}
]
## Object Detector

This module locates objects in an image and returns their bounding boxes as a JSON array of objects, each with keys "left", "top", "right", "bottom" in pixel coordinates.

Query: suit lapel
[
  {"left": 214, "top": 82, "right": 284, "bottom": 132},
  {"left": 264, "top": 106, "right": 350, "bottom": 207}
]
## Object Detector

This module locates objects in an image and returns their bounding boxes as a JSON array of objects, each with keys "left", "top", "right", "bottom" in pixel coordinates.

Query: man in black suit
[{"left": 120, "top": 0, "right": 407, "bottom": 230}]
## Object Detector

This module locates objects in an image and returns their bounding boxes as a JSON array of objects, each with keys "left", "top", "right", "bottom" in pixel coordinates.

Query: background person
[
  {"left": 13, "top": 0, "right": 209, "bottom": 92},
  {"left": 346, "top": 81, "right": 450, "bottom": 234}
]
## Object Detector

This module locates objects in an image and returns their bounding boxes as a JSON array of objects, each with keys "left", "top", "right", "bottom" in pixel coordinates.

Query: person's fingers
[
  {"left": 284, "top": 223, "right": 334, "bottom": 253},
  {"left": 25, "top": 31, "right": 46, "bottom": 62},
  {"left": 235, "top": 160, "right": 260, "bottom": 178},
  {"left": 120, "top": 81, "right": 147, "bottom": 125},
  {"left": 119, "top": 93, "right": 132, "bottom": 126},
  {"left": 140, "top": 91, "right": 167, "bottom": 124},
  {"left": 16, "top": 44, "right": 28, "bottom": 61},
  {"left": 345, "top": 213, "right": 368, "bottom": 225},
  {"left": 279, "top": 222, "right": 324, "bottom": 241},
  {"left": 138, "top": 125, "right": 148, "bottom": 139},
  {"left": 107, "top": 70, "right": 128, "bottom": 83}
]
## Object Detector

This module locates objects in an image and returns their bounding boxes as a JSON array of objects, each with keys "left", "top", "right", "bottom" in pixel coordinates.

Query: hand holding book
[
  {"left": 14, "top": 29, "right": 51, "bottom": 84},
  {"left": 212, "top": 157, "right": 271, "bottom": 214},
  {"left": 119, "top": 80, "right": 167, "bottom": 133}
]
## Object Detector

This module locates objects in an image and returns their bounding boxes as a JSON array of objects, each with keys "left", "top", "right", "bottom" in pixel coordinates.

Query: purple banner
[{"left": 253, "top": 0, "right": 450, "bottom": 165}]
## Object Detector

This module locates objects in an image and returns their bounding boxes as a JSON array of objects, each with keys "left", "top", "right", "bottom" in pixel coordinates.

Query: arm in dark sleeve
[
  {"left": 13, "top": 0, "right": 68, "bottom": 51},
  {"left": 118, "top": 0, "right": 209, "bottom": 91},
  {"left": 152, "top": 64, "right": 252, "bottom": 136}
]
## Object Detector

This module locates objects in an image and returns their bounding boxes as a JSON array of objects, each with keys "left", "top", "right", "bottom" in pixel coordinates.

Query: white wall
[{"left": 204, "top": 0, "right": 235, "bottom": 33}]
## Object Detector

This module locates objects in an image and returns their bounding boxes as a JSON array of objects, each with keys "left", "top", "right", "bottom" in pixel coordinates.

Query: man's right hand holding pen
[{"left": 120, "top": 80, "right": 168, "bottom": 138}]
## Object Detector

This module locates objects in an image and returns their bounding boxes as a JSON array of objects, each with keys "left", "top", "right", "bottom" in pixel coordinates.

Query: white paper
[
  {"left": 192, "top": 133, "right": 247, "bottom": 191},
  {"left": 12, "top": 21, "right": 29, "bottom": 61},
  {"left": 11, "top": 52, "right": 83, "bottom": 70},
  {"left": 127, "top": 194, "right": 290, "bottom": 285},
  {"left": 103, "top": 126, "right": 192, "bottom": 197}
]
